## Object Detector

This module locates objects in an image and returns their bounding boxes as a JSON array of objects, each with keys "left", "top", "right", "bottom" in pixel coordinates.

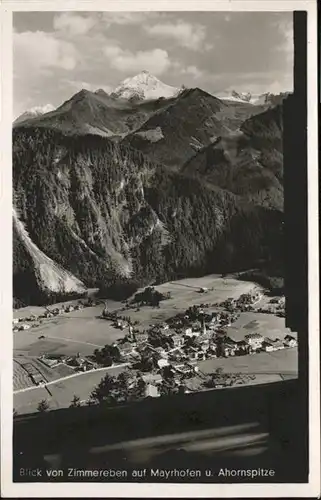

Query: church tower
[{"left": 128, "top": 323, "right": 134, "bottom": 340}]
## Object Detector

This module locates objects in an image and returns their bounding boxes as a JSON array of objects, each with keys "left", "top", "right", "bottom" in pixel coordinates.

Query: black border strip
[{"left": 284, "top": 10, "right": 308, "bottom": 480}]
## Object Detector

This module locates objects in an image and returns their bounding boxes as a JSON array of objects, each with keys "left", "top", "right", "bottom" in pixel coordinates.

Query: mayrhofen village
[{"left": 13, "top": 276, "right": 297, "bottom": 414}]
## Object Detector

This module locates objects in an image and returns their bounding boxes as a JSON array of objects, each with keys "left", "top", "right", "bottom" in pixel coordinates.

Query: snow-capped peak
[
  {"left": 216, "top": 90, "right": 288, "bottom": 106},
  {"left": 14, "top": 104, "right": 55, "bottom": 124},
  {"left": 216, "top": 90, "right": 257, "bottom": 104},
  {"left": 28, "top": 104, "right": 55, "bottom": 115},
  {"left": 111, "top": 71, "right": 180, "bottom": 101}
]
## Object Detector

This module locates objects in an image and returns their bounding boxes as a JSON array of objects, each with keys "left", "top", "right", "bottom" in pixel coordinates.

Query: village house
[
  {"left": 173, "top": 363, "right": 198, "bottom": 378},
  {"left": 244, "top": 333, "right": 264, "bottom": 351},
  {"left": 168, "top": 347, "right": 186, "bottom": 363},
  {"left": 114, "top": 319, "right": 127, "bottom": 330},
  {"left": 157, "top": 358, "right": 169, "bottom": 369},
  {"left": 79, "top": 360, "right": 94, "bottom": 371},
  {"left": 154, "top": 346, "right": 168, "bottom": 358},
  {"left": 171, "top": 334, "right": 184, "bottom": 348},
  {"left": 119, "top": 342, "right": 136, "bottom": 358},
  {"left": 19, "top": 324, "right": 31, "bottom": 331},
  {"left": 264, "top": 338, "right": 285, "bottom": 352},
  {"left": 199, "top": 338, "right": 210, "bottom": 350},
  {"left": 207, "top": 322, "right": 217, "bottom": 333},
  {"left": 65, "top": 355, "right": 94, "bottom": 371},
  {"left": 145, "top": 383, "right": 160, "bottom": 398},
  {"left": 284, "top": 335, "right": 297, "bottom": 348},
  {"left": 235, "top": 340, "right": 251, "bottom": 355},
  {"left": 184, "top": 346, "right": 199, "bottom": 361},
  {"left": 137, "top": 332, "right": 149, "bottom": 343},
  {"left": 40, "top": 357, "right": 59, "bottom": 368},
  {"left": 65, "top": 356, "right": 81, "bottom": 367},
  {"left": 223, "top": 341, "right": 237, "bottom": 357},
  {"left": 136, "top": 343, "right": 152, "bottom": 356},
  {"left": 190, "top": 320, "right": 201, "bottom": 331},
  {"left": 206, "top": 345, "right": 217, "bottom": 358},
  {"left": 209, "top": 314, "right": 219, "bottom": 325},
  {"left": 30, "top": 372, "right": 45, "bottom": 386},
  {"left": 142, "top": 373, "right": 162, "bottom": 397},
  {"left": 142, "top": 373, "right": 163, "bottom": 384},
  {"left": 196, "top": 350, "right": 207, "bottom": 361},
  {"left": 185, "top": 330, "right": 201, "bottom": 339},
  {"left": 262, "top": 340, "right": 275, "bottom": 352}
]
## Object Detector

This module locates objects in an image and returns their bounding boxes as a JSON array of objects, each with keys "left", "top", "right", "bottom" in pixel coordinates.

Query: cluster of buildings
[
  {"left": 40, "top": 353, "right": 96, "bottom": 372},
  {"left": 217, "top": 290, "right": 285, "bottom": 318},
  {"left": 257, "top": 297, "right": 285, "bottom": 317},
  {"left": 12, "top": 299, "right": 101, "bottom": 332},
  {"left": 227, "top": 332, "right": 297, "bottom": 354},
  {"left": 21, "top": 362, "right": 46, "bottom": 386},
  {"left": 103, "top": 296, "right": 297, "bottom": 379},
  {"left": 219, "top": 290, "right": 262, "bottom": 312}
]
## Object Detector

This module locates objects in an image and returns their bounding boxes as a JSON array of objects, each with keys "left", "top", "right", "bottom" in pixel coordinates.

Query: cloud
[
  {"left": 272, "top": 15, "right": 293, "bottom": 62},
  {"left": 101, "top": 12, "right": 160, "bottom": 25},
  {"left": 275, "top": 22, "right": 293, "bottom": 75},
  {"left": 14, "top": 30, "right": 78, "bottom": 70},
  {"left": 103, "top": 45, "right": 171, "bottom": 75},
  {"left": 144, "top": 20, "right": 208, "bottom": 51},
  {"left": 64, "top": 79, "right": 113, "bottom": 94},
  {"left": 181, "top": 65, "right": 204, "bottom": 79},
  {"left": 53, "top": 13, "right": 96, "bottom": 36}
]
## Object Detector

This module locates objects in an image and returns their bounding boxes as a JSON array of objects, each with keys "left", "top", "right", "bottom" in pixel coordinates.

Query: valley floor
[{"left": 13, "top": 274, "right": 297, "bottom": 415}]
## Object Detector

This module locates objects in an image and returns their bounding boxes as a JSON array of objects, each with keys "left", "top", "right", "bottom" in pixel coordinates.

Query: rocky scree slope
[{"left": 13, "top": 207, "right": 86, "bottom": 305}]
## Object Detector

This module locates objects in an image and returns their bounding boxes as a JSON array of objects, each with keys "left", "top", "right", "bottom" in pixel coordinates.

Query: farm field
[
  {"left": 14, "top": 364, "right": 128, "bottom": 415},
  {"left": 185, "top": 372, "right": 285, "bottom": 394},
  {"left": 13, "top": 307, "right": 125, "bottom": 357},
  {"left": 198, "top": 347, "right": 298, "bottom": 377},
  {"left": 226, "top": 312, "right": 296, "bottom": 342},
  {"left": 13, "top": 355, "right": 76, "bottom": 391},
  {"left": 107, "top": 275, "right": 260, "bottom": 329},
  {"left": 12, "top": 288, "right": 100, "bottom": 319}
]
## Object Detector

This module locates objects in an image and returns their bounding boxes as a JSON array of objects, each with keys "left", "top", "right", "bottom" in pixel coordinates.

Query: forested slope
[{"left": 13, "top": 126, "right": 283, "bottom": 305}]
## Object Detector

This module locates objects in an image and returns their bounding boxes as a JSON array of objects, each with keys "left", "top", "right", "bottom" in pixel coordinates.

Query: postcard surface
[{"left": 1, "top": 0, "right": 319, "bottom": 497}]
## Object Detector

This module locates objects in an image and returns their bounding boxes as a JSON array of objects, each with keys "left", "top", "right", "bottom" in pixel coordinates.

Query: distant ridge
[
  {"left": 14, "top": 104, "right": 55, "bottom": 125},
  {"left": 217, "top": 89, "right": 290, "bottom": 106}
]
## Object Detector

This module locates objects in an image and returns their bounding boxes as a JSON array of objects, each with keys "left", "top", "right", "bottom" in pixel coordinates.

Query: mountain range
[
  {"left": 14, "top": 104, "right": 55, "bottom": 125},
  {"left": 13, "top": 72, "right": 287, "bottom": 306},
  {"left": 217, "top": 90, "right": 289, "bottom": 106}
]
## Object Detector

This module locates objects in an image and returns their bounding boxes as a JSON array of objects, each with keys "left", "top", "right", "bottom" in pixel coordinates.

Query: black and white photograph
[{"left": 0, "top": 1, "right": 319, "bottom": 497}]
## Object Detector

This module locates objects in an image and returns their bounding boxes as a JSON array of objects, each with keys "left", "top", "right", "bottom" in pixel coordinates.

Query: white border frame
[{"left": 0, "top": 1, "right": 319, "bottom": 497}]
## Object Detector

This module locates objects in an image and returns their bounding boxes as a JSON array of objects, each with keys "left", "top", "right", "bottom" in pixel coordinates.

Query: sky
[{"left": 13, "top": 11, "right": 293, "bottom": 117}]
